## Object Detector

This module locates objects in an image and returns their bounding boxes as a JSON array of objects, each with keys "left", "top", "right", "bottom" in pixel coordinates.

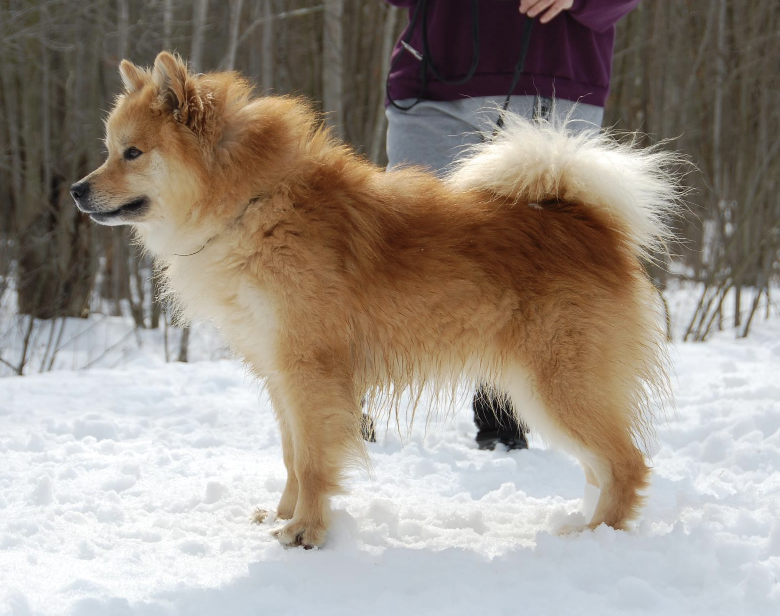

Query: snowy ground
[{"left": 1, "top": 300, "right": 780, "bottom": 615}]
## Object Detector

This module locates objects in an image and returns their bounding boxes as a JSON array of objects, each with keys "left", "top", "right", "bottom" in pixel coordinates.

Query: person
[{"left": 382, "top": 0, "right": 641, "bottom": 450}]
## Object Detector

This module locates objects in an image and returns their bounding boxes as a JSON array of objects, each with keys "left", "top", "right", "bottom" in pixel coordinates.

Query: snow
[
  {"left": 1, "top": 305, "right": 780, "bottom": 614},
  {"left": 0, "top": 307, "right": 229, "bottom": 378}
]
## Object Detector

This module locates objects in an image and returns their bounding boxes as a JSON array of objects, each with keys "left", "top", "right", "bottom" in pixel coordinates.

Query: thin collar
[{"left": 172, "top": 195, "right": 263, "bottom": 257}]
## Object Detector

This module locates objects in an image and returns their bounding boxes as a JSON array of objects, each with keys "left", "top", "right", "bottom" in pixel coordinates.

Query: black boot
[{"left": 473, "top": 387, "right": 528, "bottom": 451}]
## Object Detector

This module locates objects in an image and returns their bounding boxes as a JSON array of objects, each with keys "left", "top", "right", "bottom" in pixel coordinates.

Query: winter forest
[
  {"left": 1, "top": 1, "right": 779, "bottom": 615},
  {"left": 0, "top": 0, "right": 778, "bottom": 369}
]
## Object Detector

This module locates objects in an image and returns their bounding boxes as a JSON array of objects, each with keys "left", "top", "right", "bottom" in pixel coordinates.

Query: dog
[{"left": 71, "top": 52, "right": 680, "bottom": 548}]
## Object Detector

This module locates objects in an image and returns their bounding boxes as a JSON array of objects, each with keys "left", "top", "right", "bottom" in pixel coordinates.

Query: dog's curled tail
[{"left": 446, "top": 112, "right": 686, "bottom": 261}]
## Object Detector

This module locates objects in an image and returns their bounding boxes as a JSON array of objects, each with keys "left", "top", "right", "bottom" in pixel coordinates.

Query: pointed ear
[
  {"left": 152, "top": 52, "right": 187, "bottom": 107},
  {"left": 151, "top": 52, "right": 216, "bottom": 141},
  {"left": 119, "top": 60, "right": 147, "bottom": 93},
  {"left": 152, "top": 52, "right": 196, "bottom": 122}
]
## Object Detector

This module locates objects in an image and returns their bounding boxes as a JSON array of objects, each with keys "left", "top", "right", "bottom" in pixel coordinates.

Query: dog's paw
[{"left": 272, "top": 518, "right": 326, "bottom": 550}]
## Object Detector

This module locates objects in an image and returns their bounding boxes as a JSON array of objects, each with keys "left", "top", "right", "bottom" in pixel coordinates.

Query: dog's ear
[
  {"left": 119, "top": 60, "right": 148, "bottom": 94},
  {"left": 152, "top": 51, "right": 210, "bottom": 138},
  {"left": 152, "top": 52, "right": 189, "bottom": 112}
]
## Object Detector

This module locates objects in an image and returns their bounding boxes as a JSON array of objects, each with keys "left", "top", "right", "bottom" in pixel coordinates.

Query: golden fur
[{"left": 72, "top": 52, "right": 682, "bottom": 548}]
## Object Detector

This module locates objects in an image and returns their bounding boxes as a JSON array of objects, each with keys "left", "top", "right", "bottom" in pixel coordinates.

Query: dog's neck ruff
[{"left": 171, "top": 195, "right": 262, "bottom": 257}]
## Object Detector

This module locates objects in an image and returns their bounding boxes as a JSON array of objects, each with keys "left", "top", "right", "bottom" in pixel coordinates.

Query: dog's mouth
[{"left": 88, "top": 197, "right": 149, "bottom": 224}]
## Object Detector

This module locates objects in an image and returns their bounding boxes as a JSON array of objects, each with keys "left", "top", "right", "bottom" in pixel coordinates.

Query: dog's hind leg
[
  {"left": 269, "top": 359, "right": 364, "bottom": 548},
  {"left": 502, "top": 362, "right": 649, "bottom": 532},
  {"left": 575, "top": 431, "right": 648, "bottom": 531}
]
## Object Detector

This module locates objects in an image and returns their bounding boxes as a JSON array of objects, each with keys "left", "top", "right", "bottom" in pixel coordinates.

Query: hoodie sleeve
[
  {"left": 383, "top": 0, "right": 416, "bottom": 7},
  {"left": 567, "top": 0, "right": 642, "bottom": 33}
]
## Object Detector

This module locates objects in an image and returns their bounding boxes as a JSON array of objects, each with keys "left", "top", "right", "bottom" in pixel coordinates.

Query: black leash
[
  {"left": 422, "top": 0, "right": 480, "bottom": 87},
  {"left": 385, "top": 0, "right": 425, "bottom": 112},
  {"left": 496, "top": 17, "right": 535, "bottom": 129},
  {"left": 386, "top": 0, "right": 535, "bottom": 129}
]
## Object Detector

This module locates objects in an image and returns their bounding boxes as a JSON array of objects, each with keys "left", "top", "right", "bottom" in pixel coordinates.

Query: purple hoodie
[{"left": 385, "top": 0, "right": 640, "bottom": 107}]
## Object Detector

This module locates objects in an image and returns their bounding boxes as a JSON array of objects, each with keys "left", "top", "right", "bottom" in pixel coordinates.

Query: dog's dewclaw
[{"left": 252, "top": 508, "right": 270, "bottom": 524}]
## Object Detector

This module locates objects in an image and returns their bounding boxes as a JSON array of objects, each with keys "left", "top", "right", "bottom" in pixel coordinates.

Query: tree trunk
[
  {"left": 190, "top": 0, "right": 209, "bottom": 72},
  {"left": 223, "top": 0, "right": 244, "bottom": 70},
  {"left": 261, "top": 0, "right": 274, "bottom": 91},
  {"left": 15, "top": 7, "right": 59, "bottom": 319},
  {"left": 163, "top": 0, "right": 173, "bottom": 48},
  {"left": 322, "top": 0, "right": 345, "bottom": 138},
  {"left": 370, "top": 5, "right": 399, "bottom": 165},
  {"left": 117, "top": 0, "right": 129, "bottom": 60},
  {"left": 178, "top": 326, "right": 191, "bottom": 363}
]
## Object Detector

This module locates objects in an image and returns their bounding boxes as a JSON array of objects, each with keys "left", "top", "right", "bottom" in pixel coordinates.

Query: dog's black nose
[{"left": 70, "top": 181, "right": 90, "bottom": 201}]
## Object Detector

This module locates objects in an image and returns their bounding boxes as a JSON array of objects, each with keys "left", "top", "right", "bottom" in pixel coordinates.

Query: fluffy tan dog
[{"left": 71, "top": 52, "right": 680, "bottom": 548}]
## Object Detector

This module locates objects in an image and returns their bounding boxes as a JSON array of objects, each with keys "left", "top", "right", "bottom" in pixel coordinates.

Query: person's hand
[{"left": 519, "top": 0, "right": 574, "bottom": 24}]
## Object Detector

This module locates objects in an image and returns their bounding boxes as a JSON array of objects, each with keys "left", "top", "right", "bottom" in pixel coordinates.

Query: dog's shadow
[{"left": 71, "top": 530, "right": 590, "bottom": 615}]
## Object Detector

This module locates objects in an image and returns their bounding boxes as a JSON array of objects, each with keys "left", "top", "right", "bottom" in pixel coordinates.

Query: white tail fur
[{"left": 446, "top": 111, "right": 685, "bottom": 260}]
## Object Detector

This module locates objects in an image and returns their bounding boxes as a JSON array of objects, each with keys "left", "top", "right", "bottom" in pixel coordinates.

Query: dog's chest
[{"left": 169, "top": 256, "right": 279, "bottom": 375}]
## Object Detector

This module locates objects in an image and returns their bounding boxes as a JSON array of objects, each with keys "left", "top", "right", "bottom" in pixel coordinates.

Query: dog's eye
[{"left": 124, "top": 147, "right": 143, "bottom": 160}]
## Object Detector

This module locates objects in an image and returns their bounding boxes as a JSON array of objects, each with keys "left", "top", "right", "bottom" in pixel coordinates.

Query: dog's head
[
  {"left": 71, "top": 53, "right": 206, "bottom": 228},
  {"left": 73, "top": 52, "right": 325, "bottom": 252},
  {"left": 70, "top": 52, "right": 266, "bottom": 254}
]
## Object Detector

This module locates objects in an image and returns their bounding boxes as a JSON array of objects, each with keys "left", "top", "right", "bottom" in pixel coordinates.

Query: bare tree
[
  {"left": 261, "top": 0, "right": 274, "bottom": 91},
  {"left": 223, "top": 0, "right": 245, "bottom": 70},
  {"left": 370, "top": 4, "right": 400, "bottom": 163},
  {"left": 190, "top": 0, "right": 209, "bottom": 72},
  {"left": 1, "top": 0, "right": 778, "bottom": 358},
  {"left": 322, "top": 0, "right": 345, "bottom": 137},
  {"left": 163, "top": 0, "right": 174, "bottom": 49}
]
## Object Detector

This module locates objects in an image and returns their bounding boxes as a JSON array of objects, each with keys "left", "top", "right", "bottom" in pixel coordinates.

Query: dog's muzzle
[{"left": 70, "top": 180, "right": 149, "bottom": 224}]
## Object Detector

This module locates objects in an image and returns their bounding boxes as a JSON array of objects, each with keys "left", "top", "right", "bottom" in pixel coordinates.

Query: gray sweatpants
[{"left": 386, "top": 95, "right": 604, "bottom": 176}]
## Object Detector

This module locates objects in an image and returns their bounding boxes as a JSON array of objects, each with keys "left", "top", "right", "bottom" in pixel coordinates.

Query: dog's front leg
[
  {"left": 270, "top": 361, "right": 362, "bottom": 548},
  {"left": 266, "top": 378, "right": 299, "bottom": 519},
  {"left": 276, "top": 420, "right": 299, "bottom": 520}
]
